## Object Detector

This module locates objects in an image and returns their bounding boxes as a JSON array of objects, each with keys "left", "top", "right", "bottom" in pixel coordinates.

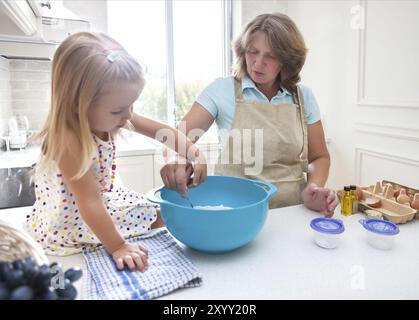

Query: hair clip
[{"left": 106, "top": 51, "right": 121, "bottom": 63}]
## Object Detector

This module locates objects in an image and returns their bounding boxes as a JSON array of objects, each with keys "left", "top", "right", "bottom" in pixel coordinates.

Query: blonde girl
[{"left": 24, "top": 32, "right": 206, "bottom": 272}]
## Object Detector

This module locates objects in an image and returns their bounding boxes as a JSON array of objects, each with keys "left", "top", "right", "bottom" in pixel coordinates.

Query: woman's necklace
[{"left": 93, "top": 134, "right": 116, "bottom": 192}]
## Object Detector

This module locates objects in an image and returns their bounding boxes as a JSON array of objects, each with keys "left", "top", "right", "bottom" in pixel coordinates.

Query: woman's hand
[
  {"left": 302, "top": 183, "right": 339, "bottom": 217},
  {"left": 160, "top": 155, "right": 207, "bottom": 197},
  {"left": 112, "top": 242, "right": 149, "bottom": 272}
]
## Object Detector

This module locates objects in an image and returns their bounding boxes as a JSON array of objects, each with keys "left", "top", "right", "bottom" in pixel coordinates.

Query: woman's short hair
[{"left": 232, "top": 13, "right": 307, "bottom": 93}]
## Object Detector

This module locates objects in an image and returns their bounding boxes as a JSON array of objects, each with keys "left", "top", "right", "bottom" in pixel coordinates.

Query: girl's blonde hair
[
  {"left": 35, "top": 32, "right": 144, "bottom": 179},
  {"left": 232, "top": 13, "right": 307, "bottom": 93}
]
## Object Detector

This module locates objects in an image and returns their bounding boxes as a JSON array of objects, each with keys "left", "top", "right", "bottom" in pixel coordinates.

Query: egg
[
  {"left": 411, "top": 193, "right": 419, "bottom": 210},
  {"left": 365, "top": 197, "right": 382, "bottom": 208},
  {"left": 355, "top": 187, "right": 364, "bottom": 200},
  {"left": 396, "top": 189, "right": 411, "bottom": 205}
]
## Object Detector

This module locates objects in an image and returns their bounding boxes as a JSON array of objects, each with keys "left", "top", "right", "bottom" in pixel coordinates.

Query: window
[
  {"left": 107, "top": 0, "right": 232, "bottom": 143},
  {"left": 108, "top": 1, "right": 167, "bottom": 121}
]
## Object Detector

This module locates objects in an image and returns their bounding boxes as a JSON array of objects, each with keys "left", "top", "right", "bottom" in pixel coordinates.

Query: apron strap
[
  {"left": 234, "top": 78, "right": 245, "bottom": 103},
  {"left": 296, "top": 86, "right": 309, "bottom": 173}
]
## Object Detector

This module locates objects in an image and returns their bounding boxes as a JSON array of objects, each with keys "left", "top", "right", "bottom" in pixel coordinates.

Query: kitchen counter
[
  {"left": 0, "top": 147, "right": 40, "bottom": 169},
  {"left": 0, "top": 132, "right": 219, "bottom": 169},
  {"left": 114, "top": 132, "right": 162, "bottom": 157},
  {"left": 1, "top": 205, "right": 419, "bottom": 300},
  {"left": 0, "top": 134, "right": 161, "bottom": 169}
]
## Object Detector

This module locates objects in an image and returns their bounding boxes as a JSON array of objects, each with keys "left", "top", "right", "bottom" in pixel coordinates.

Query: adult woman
[{"left": 161, "top": 13, "right": 338, "bottom": 216}]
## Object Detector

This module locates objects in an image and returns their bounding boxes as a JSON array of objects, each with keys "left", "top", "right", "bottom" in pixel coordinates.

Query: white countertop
[
  {"left": 0, "top": 147, "right": 40, "bottom": 169},
  {"left": 114, "top": 131, "right": 162, "bottom": 157},
  {"left": 0, "top": 132, "right": 219, "bottom": 169},
  {"left": 1, "top": 204, "right": 419, "bottom": 300},
  {"left": 0, "top": 134, "right": 161, "bottom": 169}
]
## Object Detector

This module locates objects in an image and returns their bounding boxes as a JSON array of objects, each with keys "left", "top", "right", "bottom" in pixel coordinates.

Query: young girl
[{"left": 24, "top": 32, "right": 207, "bottom": 272}]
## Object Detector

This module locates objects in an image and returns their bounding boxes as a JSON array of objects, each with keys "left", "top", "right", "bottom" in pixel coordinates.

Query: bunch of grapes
[{"left": 0, "top": 257, "right": 82, "bottom": 300}]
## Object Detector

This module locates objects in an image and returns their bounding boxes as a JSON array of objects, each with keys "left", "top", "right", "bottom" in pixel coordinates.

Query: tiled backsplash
[
  {"left": 9, "top": 59, "right": 51, "bottom": 132},
  {"left": 0, "top": 56, "right": 12, "bottom": 140},
  {"left": 0, "top": 56, "right": 51, "bottom": 147}
]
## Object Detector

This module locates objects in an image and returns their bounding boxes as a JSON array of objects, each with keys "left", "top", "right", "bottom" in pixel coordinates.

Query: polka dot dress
[{"left": 24, "top": 135, "right": 158, "bottom": 256}]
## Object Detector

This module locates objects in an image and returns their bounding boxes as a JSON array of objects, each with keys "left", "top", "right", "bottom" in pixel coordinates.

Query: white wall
[
  {"left": 241, "top": 0, "right": 288, "bottom": 26},
  {"left": 286, "top": 0, "right": 360, "bottom": 189},
  {"left": 234, "top": 0, "right": 288, "bottom": 38}
]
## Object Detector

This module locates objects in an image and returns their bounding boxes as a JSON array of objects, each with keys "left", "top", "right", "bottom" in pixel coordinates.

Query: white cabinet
[
  {"left": 0, "top": 0, "right": 38, "bottom": 36},
  {"left": 115, "top": 155, "right": 154, "bottom": 194},
  {"left": 153, "top": 151, "right": 164, "bottom": 188},
  {"left": 116, "top": 143, "right": 220, "bottom": 195},
  {"left": 0, "top": 1, "right": 89, "bottom": 59}
]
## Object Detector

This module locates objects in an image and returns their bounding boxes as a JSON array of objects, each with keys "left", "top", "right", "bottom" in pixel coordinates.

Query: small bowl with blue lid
[
  {"left": 359, "top": 219, "right": 400, "bottom": 250},
  {"left": 310, "top": 217, "right": 345, "bottom": 249}
]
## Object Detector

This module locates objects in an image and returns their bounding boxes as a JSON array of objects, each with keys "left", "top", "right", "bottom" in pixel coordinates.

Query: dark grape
[
  {"left": 23, "top": 256, "right": 36, "bottom": 267},
  {"left": 38, "top": 264, "right": 49, "bottom": 272},
  {"left": 56, "top": 279, "right": 77, "bottom": 300},
  {"left": 6, "top": 269, "right": 25, "bottom": 289},
  {"left": 0, "top": 262, "right": 11, "bottom": 282},
  {"left": 30, "top": 265, "right": 52, "bottom": 290},
  {"left": 13, "top": 257, "right": 36, "bottom": 277},
  {"left": 36, "top": 287, "right": 58, "bottom": 300},
  {"left": 24, "top": 265, "right": 39, "bottom": 282},
  {"left": 64, "top": 267, "right": 83, "bottom": 283},
  {"left": 0, "top": 283, "right": 10, "bottom": 300},
  {"left": 0, "top": 257, "right": 81, "bottom": 300},
  {"left": 22, "top": 257, "right": 36, "bottom": 273},
  {"left": 9, "top": 285, "right": 34, "bottom": 300},
  {"left": 12, "top": 259, "right": 25, "bottom": 271}
]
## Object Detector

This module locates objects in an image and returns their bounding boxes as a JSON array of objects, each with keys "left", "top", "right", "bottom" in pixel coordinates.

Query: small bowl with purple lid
[
  {"left": 359, "top": 219, "right": 399, "bottom": 250},
  {"left": 310, "top": 217, "right": 345, "bottom": 249}
]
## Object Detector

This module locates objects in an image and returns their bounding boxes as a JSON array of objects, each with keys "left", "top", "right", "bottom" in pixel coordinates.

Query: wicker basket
[{"left": 0, "top": 219, "right": 49, "bottom": 265}]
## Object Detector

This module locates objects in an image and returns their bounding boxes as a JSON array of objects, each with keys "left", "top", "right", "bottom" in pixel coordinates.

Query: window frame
[{"left": 164, "top": 0, "right": 232, "bottom": 126}]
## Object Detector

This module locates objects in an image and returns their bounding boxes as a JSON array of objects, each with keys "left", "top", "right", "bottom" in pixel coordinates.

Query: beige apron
[{"left": 214, "top": 78, "right": 308, "bottom": 209}]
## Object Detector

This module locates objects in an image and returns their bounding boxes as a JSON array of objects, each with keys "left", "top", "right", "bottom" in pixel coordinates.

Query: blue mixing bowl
[{"left": 146, "top": 175, "right": 277, "bottom": 253}]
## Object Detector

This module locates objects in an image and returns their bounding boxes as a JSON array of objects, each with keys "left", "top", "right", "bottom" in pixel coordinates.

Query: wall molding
[
  {"left": 357, "top": 0, "right": 419, "bottom": 109},
  {"left": 355, "top": 147, "right": 419, "bottom": 185},
  {"left": 355, "top": 122, "right": 419, "bottom": 142}
]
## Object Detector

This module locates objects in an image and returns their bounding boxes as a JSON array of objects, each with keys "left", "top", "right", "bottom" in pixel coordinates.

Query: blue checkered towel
[{"left": 82, "top": 229, "right": 203, "bottom": 300}]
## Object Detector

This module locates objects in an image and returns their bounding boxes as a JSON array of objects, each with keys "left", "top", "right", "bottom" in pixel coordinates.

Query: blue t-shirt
[{"left": 196, "top": 76, "right": 321, "bottom": 146}]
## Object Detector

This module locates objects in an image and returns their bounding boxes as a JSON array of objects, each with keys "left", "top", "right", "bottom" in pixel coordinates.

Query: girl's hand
[
  {"left": 160, "top": 155, "right": 207, "bottom": 197},
  {"left": 112, "top": 242, "right": 149, "bottom": 272},
  {"left": 160, "top": 156, "right": 193, "bottom": 196},
  {"left": 302, "top": 183, "right": 339, "bottom": 217}
]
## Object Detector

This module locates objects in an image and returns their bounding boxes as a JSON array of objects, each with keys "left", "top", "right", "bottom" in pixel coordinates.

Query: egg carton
[
  {"left": 382, "top": 180, "right": 419, "bottom": 203},
  {"left": 358, "top": 180, "right": 419, "bottom": 224}
]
